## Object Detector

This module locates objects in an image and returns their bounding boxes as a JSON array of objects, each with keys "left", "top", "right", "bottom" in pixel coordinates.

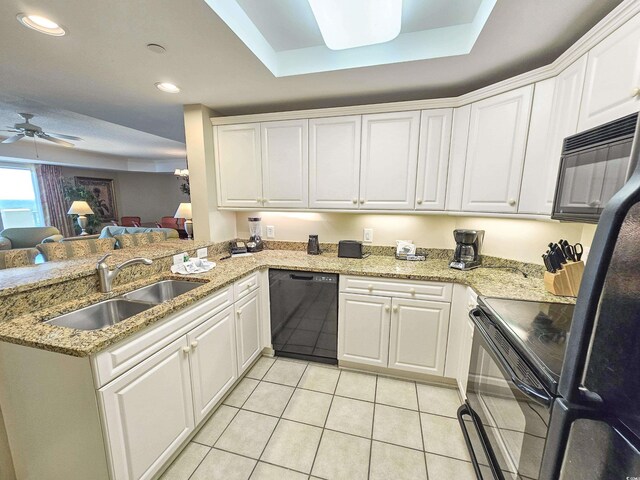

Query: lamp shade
[
  {"left": 174, "top": 202, "right": 192, "bottom": 220},
  {"left": 67, "top": 201, "right": 94, "bottom": 215}
]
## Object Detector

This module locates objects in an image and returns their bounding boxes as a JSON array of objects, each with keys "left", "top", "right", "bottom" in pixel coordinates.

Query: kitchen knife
[
  {"left": 563, "top": 244, "right": 576, "bottom": 262},
  {"left": 548, "top": 250, "right": 562, "bottom": 272},
  {"left": 543, "top": 254, "right": 555, "bottom": 273}
]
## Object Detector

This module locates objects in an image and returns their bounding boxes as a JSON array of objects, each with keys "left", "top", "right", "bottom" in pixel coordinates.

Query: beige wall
[
  {"left": 235, "top": 211, "right": 596, "bottom": 265},
  {"left": 0, "top": 405, "right": 15, "bottom": 480},
  {"left": 60, "top": 167, "right": 187, "bottom": 225}
]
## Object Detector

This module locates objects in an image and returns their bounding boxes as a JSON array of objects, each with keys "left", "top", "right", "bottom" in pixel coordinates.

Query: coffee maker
[
  {"left": 450, "top": 229, "right": 484, "bottom": 270},
  {"left": 246, "top": 217, "right": 264, "bottom": 252}
]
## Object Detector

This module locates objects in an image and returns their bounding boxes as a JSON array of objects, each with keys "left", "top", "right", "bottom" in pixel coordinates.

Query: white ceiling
[{"left": 0, "top": 0, "right": 624, "bottom": 146}]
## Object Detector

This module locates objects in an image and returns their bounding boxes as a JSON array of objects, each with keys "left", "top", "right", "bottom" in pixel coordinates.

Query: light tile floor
[{"left": 160, "top": 357, "right": 475, "bottom": 480}]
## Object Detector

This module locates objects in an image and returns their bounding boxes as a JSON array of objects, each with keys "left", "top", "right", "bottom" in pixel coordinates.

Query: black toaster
[{"left": 338, "top": 240, "right": 364, "bottom": 259}]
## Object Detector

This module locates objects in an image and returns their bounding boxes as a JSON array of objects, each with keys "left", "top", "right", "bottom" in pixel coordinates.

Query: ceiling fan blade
[
  {"left": 39, "top": 133, "right": 74, "bottom": 148},
  {"left": 1, "top": 129, "right": 21, "bottom": 133},
  {"left": 46, "top": 132, "right": 83, "bottom": 141},
  {"left": 1, "top": 134, "right": 25, "bottom": 144}
]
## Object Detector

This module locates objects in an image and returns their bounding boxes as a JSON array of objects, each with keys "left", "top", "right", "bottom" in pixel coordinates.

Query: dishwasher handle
[{"left": 289, "top": 273, "right": 314, "bottom": 281}]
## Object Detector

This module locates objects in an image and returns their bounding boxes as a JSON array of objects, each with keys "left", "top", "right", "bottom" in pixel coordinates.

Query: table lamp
[
  {"left": 174, "top": 202, "right": 193, "bottom": 239},
  {"left": 67, "top": 201, "right": 94, "bottom": 236}
]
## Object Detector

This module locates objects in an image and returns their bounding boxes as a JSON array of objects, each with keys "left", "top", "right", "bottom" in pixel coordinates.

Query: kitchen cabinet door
[
  {"left": 215, "top": 123, "right": 263, "bottom": 208},
  {"left": 359, "top": 111, "right": 420, "bottom": 210},
  {"left": 578, "top": 13, "right": 640, "bottom": 132},
  {"left": 187, "top": 306, "right": 238, "bottom": 424},
  {"left": 388, "top": 298, "right": 451, "bottom": 376},
  {"left": 520, "top": 56, "right": 587, "bottom": 215},
  {"left": 235, "top": 290, "right": 262, "bottom": 374},
  {"left": 99, "top": 337, "right": 194, "bottom": 480},
  {"left": 461, "top": 85, "right": 533, "bottom": 213},
  {"left": 261, "top": 119, "right": 308, "bottom": 208},
  {"left": 338, "top": 293, "right": 390, "bottom": 367},
  {"left": 309, "top": 116, "right": 362, "bottom": 209},
  {"left": 445, "top": 105, "right": 472, "bottom": 211},
  {"left": 415, "top": 109, "right": 453, "bottom": 210}
]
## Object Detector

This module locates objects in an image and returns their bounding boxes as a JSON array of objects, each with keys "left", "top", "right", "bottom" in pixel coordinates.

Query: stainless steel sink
[
  {"left": 121, "top": 280, "right": 202, "bottom": 304},
  {"left": 45, "top": 299, "right": 154, "bottom": 331}
]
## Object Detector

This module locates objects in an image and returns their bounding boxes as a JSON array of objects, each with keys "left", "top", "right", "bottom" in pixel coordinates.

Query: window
[{"left": 0, "top": 164, "right": 44, "bottom": 229}]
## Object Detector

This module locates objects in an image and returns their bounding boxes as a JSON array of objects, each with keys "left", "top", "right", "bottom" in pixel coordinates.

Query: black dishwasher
[{"left": 269, "top": 270, "right": 338, "bottom": 364}]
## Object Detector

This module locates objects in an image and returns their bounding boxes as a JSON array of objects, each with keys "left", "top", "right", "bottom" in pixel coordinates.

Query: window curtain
[{"left": 35, "top": 164, "right": 75, "bottom": 237}]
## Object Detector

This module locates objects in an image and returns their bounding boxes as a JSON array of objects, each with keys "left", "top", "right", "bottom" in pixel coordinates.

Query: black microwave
[{"left": 552, "top": 112, "right": 639, "bottom": 223}]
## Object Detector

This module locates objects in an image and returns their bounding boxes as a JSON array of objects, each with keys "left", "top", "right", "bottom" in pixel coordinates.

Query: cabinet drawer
[
  {"left": 340, "top": 275, "right": 452, "bottom": 302},
  {"left": 234, "top": 272, "right": 260, "bottom": 302},
  {"left": 92, "top": 286, "right": 233, "bottom": 388}
]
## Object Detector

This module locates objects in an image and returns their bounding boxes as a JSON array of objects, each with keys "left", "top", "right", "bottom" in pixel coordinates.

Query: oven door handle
[
  {"left": 458, "top": 404, "right": 505, "bottom": 480},
  {"left": 469, "top": 308, "right": 553, "bottom": 407}
]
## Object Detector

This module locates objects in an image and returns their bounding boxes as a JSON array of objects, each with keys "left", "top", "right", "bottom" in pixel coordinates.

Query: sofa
[
  {"left": 99, "top": 226, "right": 178, "bottom": 249},
  {"left": 0, "top": 227, "right": 63, "bottom": 251},
  {"left": 0, "top": 248, "right": 39, "bottom": 269}
]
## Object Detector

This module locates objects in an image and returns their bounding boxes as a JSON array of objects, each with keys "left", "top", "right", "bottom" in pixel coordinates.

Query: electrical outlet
[
  {"left": 197, "top": 247, "right": 208, "bottom": 259},
  {"left": 173, "top": 253, "right": 186, "bottom": 266},
  {"left": 363, "top": 228, "right": 373, "bottom": 243},
  {"left": 266, "top": 225, "right": 275, "bottom": 239}
]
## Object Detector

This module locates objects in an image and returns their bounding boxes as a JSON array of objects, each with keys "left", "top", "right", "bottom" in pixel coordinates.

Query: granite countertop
[{"left": 0, "top": 250, "right": 574, "bottom": 357}]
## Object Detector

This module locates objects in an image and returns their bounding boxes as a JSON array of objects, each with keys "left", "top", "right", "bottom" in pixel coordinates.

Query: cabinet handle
[
  {"left": 182, "top": 346, "right": 191, "bottom": 355},
  {"left": 359, "top": 199, "right": 365, "bottom": 204},
  {"left": 416, "top": 199, "right": 423, "bottom": 205},
  {"left": 367, "top": 284, "right": 374, "bottom": 292},
  {"left": 392, "top": 305, "right": 399, "bottom": 313},
  {"left": 384, "top": 305, "right": 390, "bottom": 312},
  {"left": 632, "top": 87, "right": 640, "bottom": 97},
  {"left": 409, "top": 288, "right": 416, "bottom": 295},
  {"left": 508, "top": 199, "right": 516, "bottom": 207},
  {"left": 191, "top": 341, "right": 198, "bottom": 350},
  {"left": 246, "top": 283, "right": 253, "bottom": 290},
  {"left": 237, "top": 309, "right": 242, "bottom": 316},
  {"left": 352, "top": 198, "right": 358, "bottom": 204}
]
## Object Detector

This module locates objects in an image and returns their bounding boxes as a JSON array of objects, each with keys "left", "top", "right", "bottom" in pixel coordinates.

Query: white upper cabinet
[
  {"left": 309, "top": 116, "right": 362, "bottom": 209},
  {"left": 261, "top": 119, "right": 309, "bottom": 208},
  {"left": 215, "top": 124, "right": 263, "bottom": 208},
  {"left": 520, "top": 56, "right": 588, "bottom": 214},
  {"left": 415, "top": 109, "right": 453, "bottom": 211},
  {"left": 359, "top": 111, "right": 420, "bottom": 210},
  {"left": 461, "top": 85, "right": 534, "bottom": 213},
  {"left": 578, "top": 13, "right": 640, "bottom": 132}
]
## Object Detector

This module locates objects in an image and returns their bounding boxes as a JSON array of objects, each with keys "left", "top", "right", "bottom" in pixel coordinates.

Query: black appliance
[
  {"left": 268, "top": 270, "right": 338, "bottom": 364},
  {"left": 338, "top": 240, "right": 364, "bottom": 259},
  {"left": 459, "top": 297, "right": 574, "bottom": 479},
  {"left": 247, "top": 217, "right": 264, "bottom": 252},
  {"left": 552, "top": 112, "right": 638, "bottom": 223},
  {"left": 307, "top": 235, "right": 321, "bottom": 255},
  {"left": 460, "top": 119, "right": 640, "bottom": 479},
  {"left": 450, "top": 229, "right": 484, "bottom": 270}
]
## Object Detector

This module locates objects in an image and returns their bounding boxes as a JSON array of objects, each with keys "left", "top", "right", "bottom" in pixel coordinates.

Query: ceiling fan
[{"left": 1, "top": 113, "right": 82, "bottom": 147}]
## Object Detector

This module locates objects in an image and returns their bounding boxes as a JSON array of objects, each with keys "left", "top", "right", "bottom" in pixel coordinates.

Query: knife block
[{"left": 544, "top": 261, "right": 585, "bottom": 297}]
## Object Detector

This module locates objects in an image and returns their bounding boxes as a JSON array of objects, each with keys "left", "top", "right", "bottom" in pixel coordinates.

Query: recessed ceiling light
[
  {"left": 16, "top": 13, "right": 66, "bottom": 36},
  {"left": 308, "top": 0, "right": 402, "bottom": 50},
  {"left": 155, "top": 82, "right": 181, "bottom": 93}
]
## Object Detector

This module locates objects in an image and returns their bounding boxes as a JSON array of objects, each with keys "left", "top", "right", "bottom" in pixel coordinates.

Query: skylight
[
  {"left": 204, "top": 0, "right": 496, "bottom": 77},
  {"left": 307, "top": 0, "right": 402, "bottom": 51}
]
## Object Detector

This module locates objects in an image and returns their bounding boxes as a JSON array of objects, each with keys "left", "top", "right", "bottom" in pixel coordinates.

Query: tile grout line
[
  {"left": 308, "top": 368, "right": 342, "bottom": 478},
  {"left": 415, "top": 382, "right": 429, "bottom": 480},
  {"left": 249, "top": 359, "right": 311, "bottom": 478},
  {"left": 367, "top": 374, "right": 378, "bottom": 479}
]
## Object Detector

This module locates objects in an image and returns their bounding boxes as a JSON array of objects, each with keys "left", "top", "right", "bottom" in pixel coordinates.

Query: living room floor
[{"left": 160, "top": 357, "right": 480, "bottom": 480}]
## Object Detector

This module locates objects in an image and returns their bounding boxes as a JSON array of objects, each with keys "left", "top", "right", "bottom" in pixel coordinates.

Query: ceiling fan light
[
  {"left": 16, "top": 13, "right": 66, "bottom": 36},
  {"left": 155, "top": 82, "right": 181, "bottom": 93},
  {"left": 308, "top": 0, "right": 402, "bottom": 50}
]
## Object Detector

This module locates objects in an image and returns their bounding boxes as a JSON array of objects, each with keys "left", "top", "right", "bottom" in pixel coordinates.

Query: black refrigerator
[{"left": 540, "top": 129, "right": 640, "bottom": 478}]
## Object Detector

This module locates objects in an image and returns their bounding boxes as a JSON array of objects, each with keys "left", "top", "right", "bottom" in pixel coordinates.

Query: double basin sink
[{"left": 45, "top": 280, "right": 203, "bottom": 331}]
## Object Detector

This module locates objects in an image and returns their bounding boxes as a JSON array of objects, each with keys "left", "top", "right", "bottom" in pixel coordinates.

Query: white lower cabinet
[
  {"left": 99, "top": 337, "right": 195, "bottom": 480},
  {"left": 338, "top": 293, "right": 390, "bottom": 367},
  {"left": 388, "top": 298, "right": 451, "bottom": 376},
  {"left": 187, "top": 306, "right": 238, "bottom": 424},
  {"left": 338, "top": 276, "right": 453, "bottom": 377},
  {"left": 235, "top": 290, "right": 262, "bottom": 374}
]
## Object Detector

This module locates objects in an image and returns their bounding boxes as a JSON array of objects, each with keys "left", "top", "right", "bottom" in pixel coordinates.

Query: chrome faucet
[{"left": 97, "top": 253, "right": 153, "bottom": 293}]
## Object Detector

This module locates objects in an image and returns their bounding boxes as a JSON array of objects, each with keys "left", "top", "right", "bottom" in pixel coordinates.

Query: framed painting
[{"left": 75, "top": 176, "right": 118, "bottom": 222}]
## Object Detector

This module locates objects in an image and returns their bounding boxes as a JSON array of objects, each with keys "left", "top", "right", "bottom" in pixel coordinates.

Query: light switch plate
[
  {"left": 363, "top": 228, "right": 373, "bottom": 243},
  {"left": 266, "top": 225, "right": 275, "bottom": 238},
  {"left": 197, "top": 247, "right": 208, "bottom": 259},
  {"left": 173, "top": 253, "right": 186, "bottom": 266}
]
